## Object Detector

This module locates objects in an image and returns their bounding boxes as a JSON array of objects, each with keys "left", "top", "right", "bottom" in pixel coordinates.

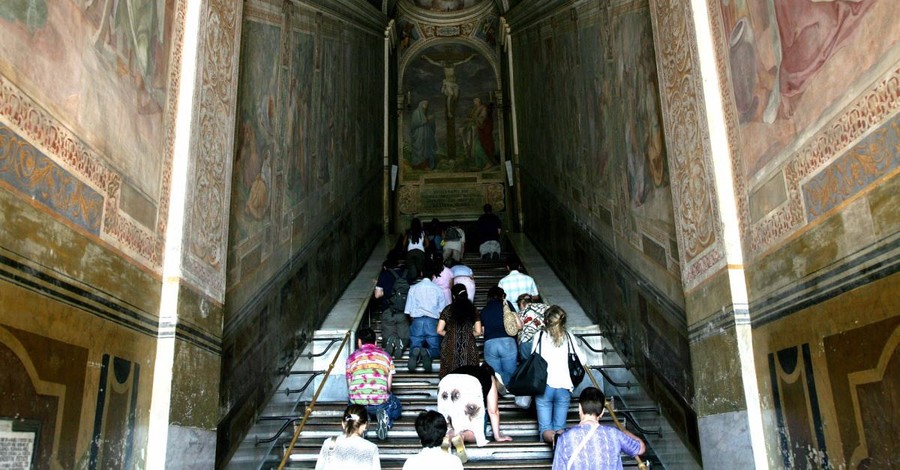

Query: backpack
[
  {"left": 387, "top": 270, "right": 410, "bottom": 315},
  {"left": 445, "top": 226, "right": 462, "bottom": 241}
]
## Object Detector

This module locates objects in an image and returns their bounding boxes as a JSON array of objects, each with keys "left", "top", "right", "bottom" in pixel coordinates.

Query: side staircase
[{"left": 226, "top": 241, "right": 696, "bottom": 469}]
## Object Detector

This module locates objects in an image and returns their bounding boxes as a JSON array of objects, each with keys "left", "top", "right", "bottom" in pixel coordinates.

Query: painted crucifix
[{"left": 422, "top": 52, "right": 476, "bottom": 159}]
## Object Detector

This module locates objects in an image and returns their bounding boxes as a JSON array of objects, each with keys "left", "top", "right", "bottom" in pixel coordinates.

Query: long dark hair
[
  {"left": 408, "top": 217, "right": 423, "bottom": 243},
  {"left": 449, "top": 283, "right": 477, "bottom": 327}
]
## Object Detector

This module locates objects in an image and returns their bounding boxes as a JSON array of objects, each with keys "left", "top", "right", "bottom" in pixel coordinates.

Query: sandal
[{"left": 451, "top": 434, "right": 468, "bottom": 464}]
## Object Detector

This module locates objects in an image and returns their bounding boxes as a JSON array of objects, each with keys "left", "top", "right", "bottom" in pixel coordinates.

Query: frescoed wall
[
  {"left": 219, "top": 1, "right": 385, "bottom": 463},
  {"left": 509, "top": 0, "right": 691, "bottom": 453},
  {"left": 698, "top": 0, "right": 900, "bottom": 467},
  {"left": 0, "top": 0, "right": 243, "bottom": 466}
]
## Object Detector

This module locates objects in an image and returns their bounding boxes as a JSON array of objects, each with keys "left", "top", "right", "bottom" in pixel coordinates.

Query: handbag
[
  {"left": 502, "top": 301, "right": 520, "bottom": 336},
  {"left": 567, "top": 332, "right": 586, "bottom": 387},
  {"left": 507, "top": 332, "right": 548, "bottom": 396}
]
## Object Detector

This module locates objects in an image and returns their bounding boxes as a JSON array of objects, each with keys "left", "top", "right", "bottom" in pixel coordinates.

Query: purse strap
[{"left": 566, "top": 424, "right": 599, "bottom": 470}]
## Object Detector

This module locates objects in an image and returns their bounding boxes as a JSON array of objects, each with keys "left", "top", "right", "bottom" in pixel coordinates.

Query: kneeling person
[{"left": 346, "top": 327, "right": 403, "bottom": 440}]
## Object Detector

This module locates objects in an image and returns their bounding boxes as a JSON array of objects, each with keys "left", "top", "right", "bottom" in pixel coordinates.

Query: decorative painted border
[
  {"left": 803, "top": 116, "right": 899, "bottom": 219},
  {"left": 0, "top": 0, "right": 193, "bottom": 272},
  {"left": 750, "top": 67, "right": 900, "bottom": 255},
  {"left": 706, "top": 0, "right": 900, "bottom": 259},
  {"left": 649, "top": 0, "right": 724, "bottom": 290},
  {"left": 182, "top": 0, "right": 243, "bottom": 301},
  {"left": 0, "top": 122, "right": 104, "bottom": 234},
  {"left": 0, "top": 75, "right": 162, "bottom": 267}
]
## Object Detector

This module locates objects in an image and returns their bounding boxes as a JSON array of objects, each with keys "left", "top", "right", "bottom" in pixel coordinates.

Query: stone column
[
  {"left": 145, "top": 0, "right": 243, "bottom": 467},
  {"left": 649, "top": 0, "right": 767, "bottom": 468}
]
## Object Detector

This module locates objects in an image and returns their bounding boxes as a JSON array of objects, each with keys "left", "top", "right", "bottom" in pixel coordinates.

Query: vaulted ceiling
[{"left": 365, "top": 0, "right": 523, "bottom": 16}]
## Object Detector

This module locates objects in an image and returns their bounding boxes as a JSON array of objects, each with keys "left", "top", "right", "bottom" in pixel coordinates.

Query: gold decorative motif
[
  {"left": 650, "top": 0, "right": 722, "bottom": 288},
  {"left": 184, "top": 0, "right": 241, "bottom": 297}
]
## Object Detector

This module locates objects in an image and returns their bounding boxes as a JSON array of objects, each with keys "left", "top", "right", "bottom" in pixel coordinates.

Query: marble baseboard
[
  {"left": 698, "top": 410, "right": 757, "bottom": 468},
  {"left": 165, "top": 425, "right": 216, "bottom": 469}
]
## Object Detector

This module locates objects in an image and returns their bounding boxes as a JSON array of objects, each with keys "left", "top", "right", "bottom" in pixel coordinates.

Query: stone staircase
[{"left": 228, "top": 246, "right": 667, "bottom": 469}]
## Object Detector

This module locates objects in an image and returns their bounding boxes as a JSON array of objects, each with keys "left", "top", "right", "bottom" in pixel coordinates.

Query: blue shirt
[
  {"left": 552, "top": 423, "right": 642, "bottom": 470},
  {"left": 404, "top": 278, "right": 448, "bottom": 319}
]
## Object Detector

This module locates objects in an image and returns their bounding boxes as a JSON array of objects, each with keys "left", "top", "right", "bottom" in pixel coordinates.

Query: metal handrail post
[{"left": 277, "top": 330, "right": 352, "bottom": 470}]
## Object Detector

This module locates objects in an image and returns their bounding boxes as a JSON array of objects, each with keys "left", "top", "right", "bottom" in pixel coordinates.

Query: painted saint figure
[
  {"left": 462, "top": 97, "right": 495, "bottom": 170},
  {"left": 422, "top": 53, "right": 476, "bottom": 118},
  {"left": 411, "top": 100, "right": 437, "bottom": 170}
]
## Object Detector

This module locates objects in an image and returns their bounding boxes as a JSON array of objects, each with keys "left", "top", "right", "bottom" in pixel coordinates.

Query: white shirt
[
  {"left": 443, "top": 227, "right": 465, "bottom": 251},
  {"left": 532, "top": 330, "right": 585, "bottom": 390},
  {"left": 402, "top": 447, "right": 464, "bottom": 470}
]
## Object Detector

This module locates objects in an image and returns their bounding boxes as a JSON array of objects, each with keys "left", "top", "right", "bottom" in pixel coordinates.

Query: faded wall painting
[
  {"left": 0, "top": 0, "right": 175, "bottom": 199},
  {"left": 233, "top": 20, "right": 281, "bottom": 237},
  {"left": 284, "top": 31, "right": 315, "bottom": 207},
  {"left": 515, "top": 2, "right": 673, "bottom": 267},
  {"left": 717, "top": 0, "right": 899, "bottom": 178},
  {"left": 402, "top": 43, "right": 499, "bottom": 179},
  {"left": 510, "top": 0, "right": 689, "bottom": 451}
]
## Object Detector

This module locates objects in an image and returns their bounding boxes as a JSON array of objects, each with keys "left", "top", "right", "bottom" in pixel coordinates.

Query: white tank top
[{"left": 407, "top": 231, "right": 425, "bottom": 252}]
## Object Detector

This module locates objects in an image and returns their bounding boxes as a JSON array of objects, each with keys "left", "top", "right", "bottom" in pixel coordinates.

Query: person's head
[
  {"left": 357, "top": 327, "right": 377, "bottom": 346},
  {"left": 487, "top": 285, "right": 505, "bottom": 301},
  {"left": 342, "top": 404, "right": 369, "bottom": 436},
  {"left": 382, "top": 258, "right": 398, "bottom": 271},
  {"left": 410, "top": 217, "right": 422, "bottom": 233},
  {"left": 429, "top": 218, "right": 441, "bottom": 233},
  {"left": 505, "top": 255, "right": 523, "bottom": 271},
  {"left": 451, "top": 283, "right": 468, "bottom": 301},
  {"left": 474, "top": 97, "right": 482, "bottom": 106},
  {"left": 483, "top": 203, "right": 493, "bottom": 214},
  {"left": 517, "top": 293, "right": 534, "bottom": 311},
  {"left": 419, "top": 100, "right": 428, "bottom": 111},
  {"left": 578, "top": 387, "right": 606, "bottom": 417},
  {"left": 414, "top": 411, "right": 448, "bottom": 448},
  {"left": 544, "top": 305, "right": 568, "bottom": 346},
  {"left": 422, "top": 263, "right": 436, "bottom": 280},
  {"left": 450, "top": 284, "right": 477, "bottom": 325}
]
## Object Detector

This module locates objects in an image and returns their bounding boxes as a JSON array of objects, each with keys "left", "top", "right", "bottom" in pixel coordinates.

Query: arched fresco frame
[{"left": 396, "top": 36, "right": 505, "bottom": 224}]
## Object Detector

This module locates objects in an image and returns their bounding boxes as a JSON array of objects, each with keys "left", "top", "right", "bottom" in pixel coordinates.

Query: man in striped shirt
[{"left": 346, "top": 327, "right": 403, "bottom": 440}]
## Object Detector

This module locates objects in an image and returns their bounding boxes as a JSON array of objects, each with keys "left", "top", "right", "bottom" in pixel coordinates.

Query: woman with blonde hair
[
  {"left": 532, "top": 305, "right": 585, "bottom": 444},
  {"left": 315, "top": 404, "right": 381, "bottom": 469}
]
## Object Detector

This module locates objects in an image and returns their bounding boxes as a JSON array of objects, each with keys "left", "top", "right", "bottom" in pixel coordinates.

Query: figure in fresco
[
  {"left": 237, "top": 121, "right": 270, "bottom": 220},
  {"left": 83, "top": 0, "right": 168, "bottom": 113},
  {"left": 422, "top": 53, "right": 476, "bottom": 118},
  {"left": 0, "top": 0, "right": 47, "bottom": 32},
  {"left": 723, "top": 0, "right": 874, "bottom": 123},
  {"left": 462, "top": 97, "right": 495, "bottom": 170},
  {"left": 411, "top": 100, "right": 437, "bottom": 170}
]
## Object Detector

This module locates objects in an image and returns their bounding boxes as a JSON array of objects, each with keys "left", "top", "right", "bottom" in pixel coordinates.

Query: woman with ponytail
[
  {"left": 437, "top": 283, "right": 483, "bottom": 378},
  {"left": 315, "top": 404, "right": 381, "bottom": 469},
  {"left": 533, "top": 306, "right": 586, "bottom": 445}
]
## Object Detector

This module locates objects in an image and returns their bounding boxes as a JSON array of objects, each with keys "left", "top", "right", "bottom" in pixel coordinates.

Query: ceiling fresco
[{"left": 410, "top": 0, "right": 488, "bottom": 12}]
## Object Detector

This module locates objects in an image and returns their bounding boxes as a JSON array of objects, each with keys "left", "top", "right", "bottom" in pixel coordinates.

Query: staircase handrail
[
  {"left": 277, "top": 329, "right": 352, "bottom": 470},
  {"left": 586, "top": 365, "right": 649, "bottom": 470}
]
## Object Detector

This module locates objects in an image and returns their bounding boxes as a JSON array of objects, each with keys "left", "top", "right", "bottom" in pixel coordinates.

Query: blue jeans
[
  {"left": 361, "top": 393, "right": 402, "bottom": 427},
  {"left": 409, "top": 316, "right": 440, "bottom": 359},
  {"left": 535, "top": 385, "right": 571, "bottom": 438},
  {"left": 518, "top": 340, "right": 534, "bottom": 361},
  {"left": 484, "top": 337, "right": 518, "bottom": 387}
]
